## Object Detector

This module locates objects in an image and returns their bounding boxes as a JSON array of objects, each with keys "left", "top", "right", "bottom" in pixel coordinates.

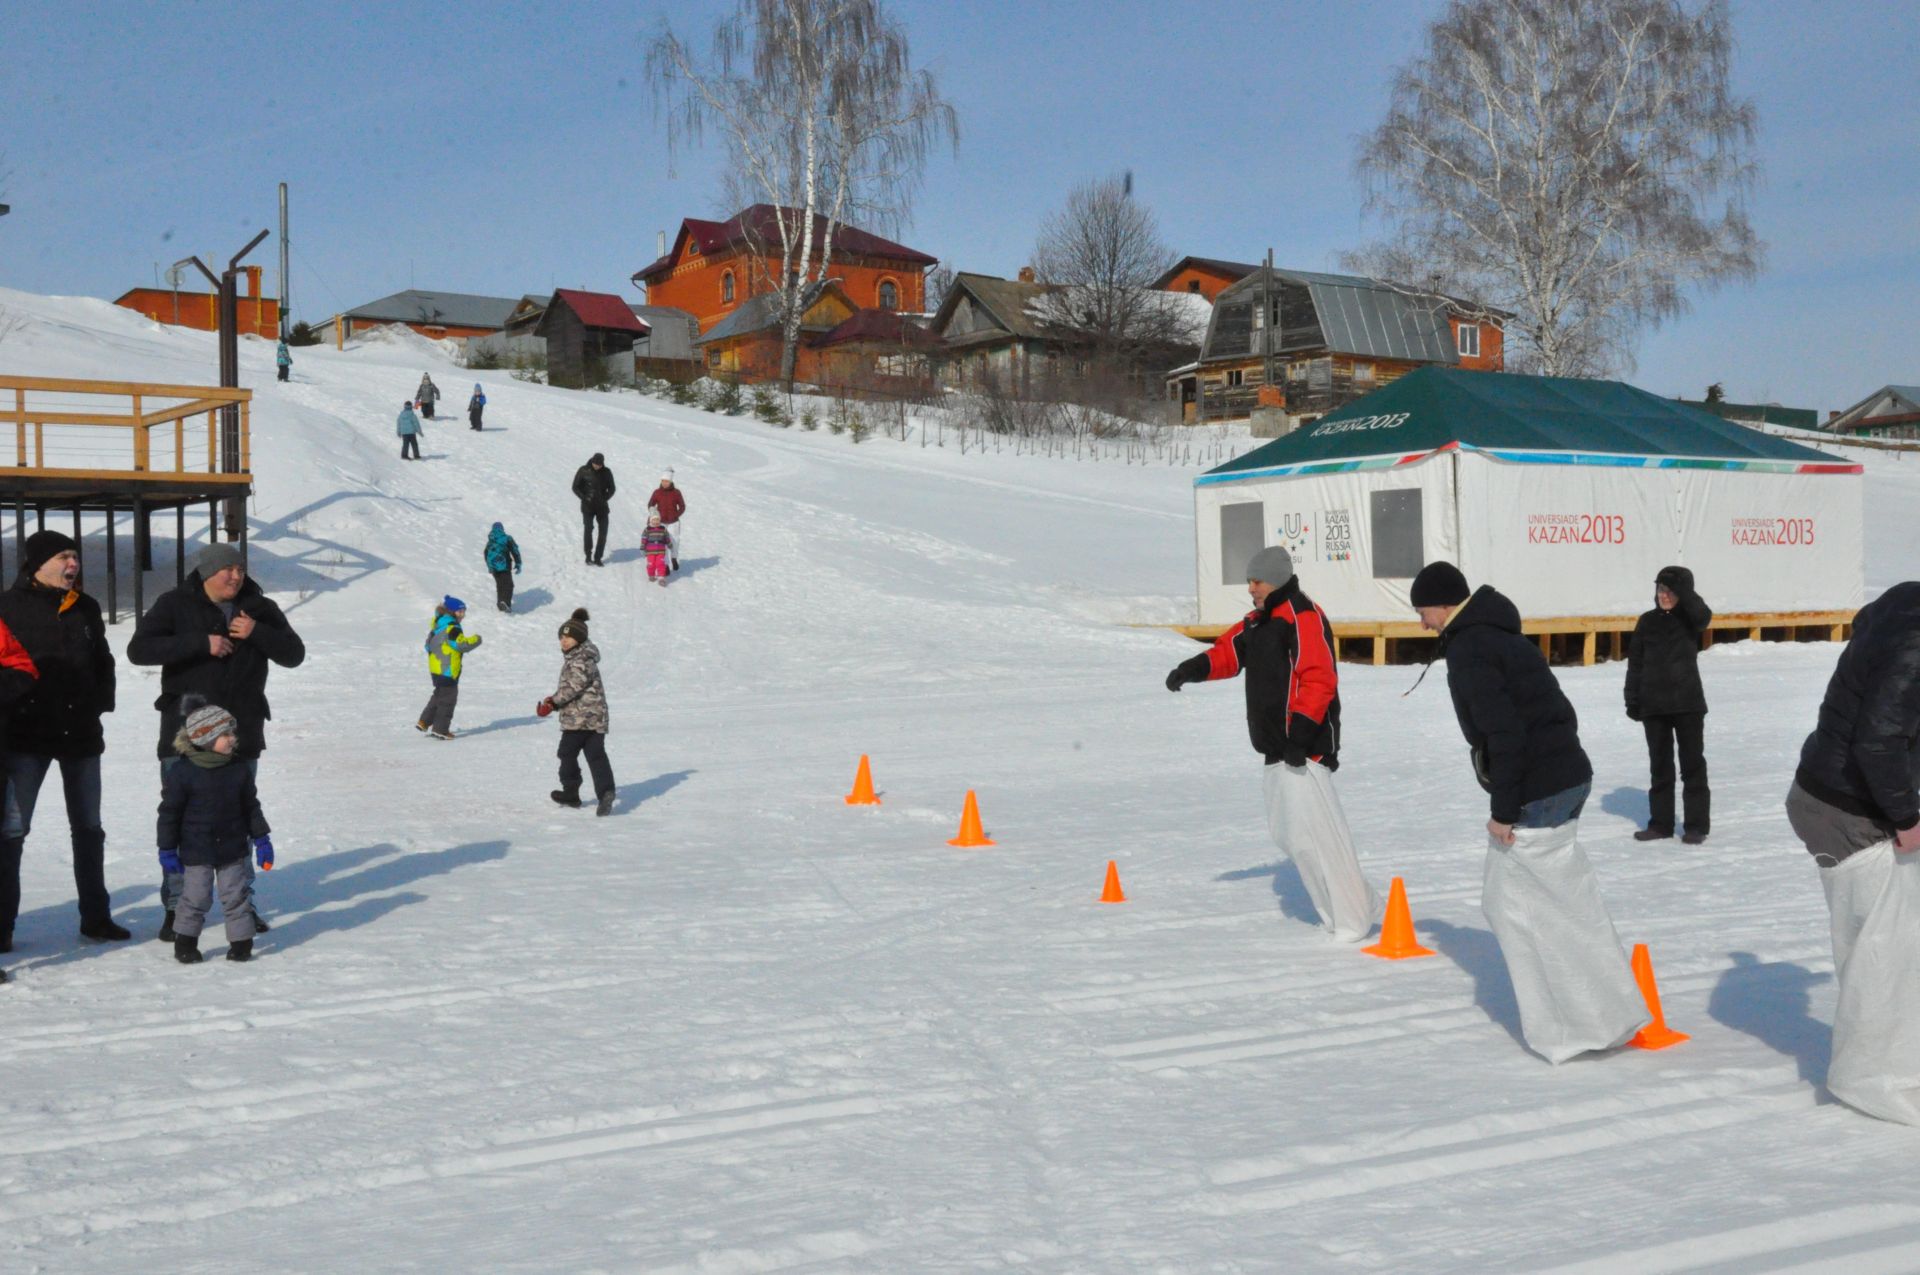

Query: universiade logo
[
  {"left": 1320, "top": 508, "right": 1354, "bottom": 561},
  {"left": 1277, "top": 513, "right": 1312, "bottom": 554},
  {"left": 1525, "top": 513, "right": 1626, "bottom": 545},
  {"left": 1732, "top": 517, "right": 1816, "bottom": 546},
  {"left": 1310, "top": 411, "right": 1411, "bottom": 437}
]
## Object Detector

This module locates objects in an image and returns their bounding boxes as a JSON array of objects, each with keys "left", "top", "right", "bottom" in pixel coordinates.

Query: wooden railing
[{"left": 0, "top": 376, "right": 252, "bottom": 484}]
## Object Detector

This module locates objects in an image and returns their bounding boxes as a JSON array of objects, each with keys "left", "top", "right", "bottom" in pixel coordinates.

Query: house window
[
  {"left": 688, "top": 241, "right": 699, "bottom": 255},
  {"left": 722, "top": 272, "right": 736, "bottom": 304},
  {"left": 1188, "top": 280, "right": 1201, "bottom": 293},
  {"left": 1456, "top": 323, "right": 1480, "bottom": 357},
  {"left": 878, "top": 280, "right": 899, "bottom": 310},
  {"left": 1353, "top": 362, "right": 1375, "bottom": 383},
  {"left": 1226, "top": 369, "right": 1245, "bottom": 388}
]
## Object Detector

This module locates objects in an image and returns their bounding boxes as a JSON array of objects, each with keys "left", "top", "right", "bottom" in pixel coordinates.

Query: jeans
[
  {"left": 582, "top": 508, "right": 609, "bottom": 563},
  {"left": 1515, "top": 781, "right": 1591, "bottom": 830},
  {"left": 558, "top": 730, "right": 615, "bottom": 797},
  {"left": 159, "top": 758, "right": 259, "bottom": 913},
  {"left": 401, "top": 434, "right": 421, "bottom": 460},
  {"left": 1644, "top": 712, "right": 1710, "bottom": 834},
  {"left": 0, "top": 752, "right": 109, "bottom": 932}
]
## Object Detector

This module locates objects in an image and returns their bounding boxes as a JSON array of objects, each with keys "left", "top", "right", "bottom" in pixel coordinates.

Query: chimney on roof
[
  {"left": 1017, "top": 265, "right": 1036, "bottom": 283},
  {"left": 658, "top": 230, "right": 666, "bottom": 257}
]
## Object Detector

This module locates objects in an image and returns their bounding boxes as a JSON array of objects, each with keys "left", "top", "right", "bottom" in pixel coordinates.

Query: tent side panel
[{"left": 1678, "top": 470, "right": 1864, "bottom": 613}]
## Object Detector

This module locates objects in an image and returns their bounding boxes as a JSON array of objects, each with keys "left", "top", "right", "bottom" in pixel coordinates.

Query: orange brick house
[
  {"left": 116, "top": 266, "right": 279, "bottom": 338},
  {"left": 1152, "top": 256, "right": 1260, "bottom": 303},
  {"left": 633, "top": 206, "right": 936, "bottom": 334}
]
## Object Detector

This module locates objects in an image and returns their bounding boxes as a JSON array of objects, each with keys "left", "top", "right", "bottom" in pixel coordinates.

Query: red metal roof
[
  {"left": 552, "top": 289, "right": 649, "bottom": 333},
  {"left": 634, "top": 205, "right": 935, "bottom": 283},
  {"left": 815, "top": 308, "right": 940, "bottom": 350}
]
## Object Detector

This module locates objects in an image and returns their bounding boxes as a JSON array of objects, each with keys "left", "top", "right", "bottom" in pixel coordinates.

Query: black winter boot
[
  {"left": 1633, "top": 827, "right": 1673, "bottom": 843},
  {"left": 174, "top": 936, "right": 202, "bottom": 964},
  {"left": 81, "top": 917, "right": 132, "bottom": 942},
  {"left": 0, "top": 930, "right": 11, "bottom": 954},
  {"left": 254, "top": 914, "right": 271, "bottom": 934},
  {"left": 158, "top": 910, "right": 176, "bottom": 942},
  {"left": 226, "top": 939, "right": 253, "bottom": 962},
  {"left": 551, "top": 788, "right": 582, "bottom": 808},
  {"left": 596, "top": 791, "right": 615, "bottom": 817}
]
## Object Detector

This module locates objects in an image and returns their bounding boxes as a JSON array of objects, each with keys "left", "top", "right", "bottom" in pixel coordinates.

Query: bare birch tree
[
  {"left": 1349, "top": 0, "right": 1762, "bottom": 377},
  {"left": 647, "top": 0, "right": 957, "bottom": 387},
  {"left": 1031, "top": 174, "right": 1191, "bottom": 375}
]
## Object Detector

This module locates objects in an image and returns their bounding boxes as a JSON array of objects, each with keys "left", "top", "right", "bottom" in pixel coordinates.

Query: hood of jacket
[
  {"left": 565, "top": 640, "right": 601, "bottom": 671},
  {"left": 1439, "top": 584, "right": 1521, "bottom": 653}
]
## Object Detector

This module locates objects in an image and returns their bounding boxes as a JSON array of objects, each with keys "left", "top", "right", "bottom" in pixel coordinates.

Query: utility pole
[
  {"left": 188, "top": 228, "right": 269, "bottom": 541},
  {"left": 278, "top": 183, "right": 290, "bottom": 342},
  {"left": 1262, "top": 247, "right": 1275, "bottom": 392}
]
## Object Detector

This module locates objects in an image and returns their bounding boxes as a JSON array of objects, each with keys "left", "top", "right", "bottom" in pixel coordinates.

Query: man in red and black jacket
[{"left": 1165, "top": 546, "right": 1381, "bottom": 941}]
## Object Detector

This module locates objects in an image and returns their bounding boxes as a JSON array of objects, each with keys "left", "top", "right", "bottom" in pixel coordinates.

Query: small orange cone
[
  {"left": 1099, "top": 860, "right": 1126, "bottom": 903},
  {"left": 1362, "top": 877, "right": 1435, "bottom": 959},
  {"left": 947, "top": 790, "right": 995, "bottom": 847},
  {"left": 1628, "top": 943, "right": 1689, "bottom": 1050},
  {"left": 844, "top": 754, "right": 880, "bottom": 806}
]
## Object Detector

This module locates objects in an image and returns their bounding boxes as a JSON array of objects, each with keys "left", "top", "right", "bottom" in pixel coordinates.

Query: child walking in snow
[
  {"left": 642, "top": 513, "right": 673, "bottom": 585},
  {"left": 484, "top": 522, "right": 522, "bottom": 612},
  {"left": 418, "top": 596, "right": 481, "bottom": 740},
  {"left": 468, "top": 384, "right": 486, "bottom": 431},
  {"left": 541, "top": 608, "right": 616, "bottom": 816},
  {"left": 158, "top": 699, "right": 273, "bottom": 964}
]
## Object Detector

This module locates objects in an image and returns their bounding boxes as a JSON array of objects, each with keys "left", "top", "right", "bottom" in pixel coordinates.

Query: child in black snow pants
[
  {"left": 158, "top": 699, "right": 273, "bottom": 963},
  {"left": 541, "top": 608, "right": 615, "bottom": 816}
]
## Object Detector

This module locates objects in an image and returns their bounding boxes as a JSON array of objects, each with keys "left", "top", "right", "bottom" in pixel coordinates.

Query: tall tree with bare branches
[
  {"left": 1349, "top": 0, "right": 1762, "bottom": 377},
  {"left": 647, "top": 0, "right": 957, "bottom": 386},
  {"left": 1031, "top": 174, "right": 1195, "bottom": 376}
]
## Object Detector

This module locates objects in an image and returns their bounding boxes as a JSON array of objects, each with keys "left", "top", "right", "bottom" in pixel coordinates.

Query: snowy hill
[{"left": 3, "top": 287, "right": 1920, "bottom": 1270}]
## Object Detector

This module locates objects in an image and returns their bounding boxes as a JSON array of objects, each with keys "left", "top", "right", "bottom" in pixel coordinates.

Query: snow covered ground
[{"left": 3, "top": 287, "right": 1920, "bottom": 1271}]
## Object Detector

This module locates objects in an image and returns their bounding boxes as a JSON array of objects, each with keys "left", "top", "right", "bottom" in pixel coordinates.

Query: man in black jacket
[
  {"left": 0, "top": 530, "right": 126, "bottom": 946},
  {"left": 127, "top": 542, "right": 306, "bottom": 939},
  {"left": 572, "top": 453, "right": 615, "bottom": 566},
  {"left": 1625, "top": 566, "right": 1712, "bottom": 843},
  {"left": 1412, "top": 561, "right": 1645, "bottom": 1062}
]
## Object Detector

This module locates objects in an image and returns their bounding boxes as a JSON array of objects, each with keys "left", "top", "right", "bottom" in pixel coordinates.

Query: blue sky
[{"left": 2, "top": 0, "right": 1913, "bottom": 412}]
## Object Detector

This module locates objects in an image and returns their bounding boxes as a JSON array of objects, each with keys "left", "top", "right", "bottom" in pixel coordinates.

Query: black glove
[
  {"left": 1282, "top": 745, "right": 1309, "bottom": 768},
  {"left": 1165, "top": 668, "right": 1188, "bottom": 693}
]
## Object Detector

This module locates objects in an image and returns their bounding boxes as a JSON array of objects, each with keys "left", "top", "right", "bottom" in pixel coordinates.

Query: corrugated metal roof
[
  {"left": 636, "top": 206, "right": 935, "bottom": 283},
  {"left": 1209, "top": 268, "right": 1463, "bottom": 365},
  {"left": 551, "top": 289, "right": 648, "bottom": 333},
  {"left": 695, "top": 282, "right": 848, "bottom": 345},
  {"left": 344, "top": 289, "right": 523, "bottom": 329}
]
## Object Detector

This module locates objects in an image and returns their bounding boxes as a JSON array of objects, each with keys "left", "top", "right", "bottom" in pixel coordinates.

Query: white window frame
[{"left": 1456, "top": 323, "right": 1480, "bottom": 358}]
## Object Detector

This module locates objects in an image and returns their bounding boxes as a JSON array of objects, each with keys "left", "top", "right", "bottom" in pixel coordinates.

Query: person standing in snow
[
  {"left": 646, "top": 471, "right": 685, "bottom": 571},
  {"left": 1624, "top": 566, "right": 1712, "bottom": 844},
  {"left": 418, "top": 596, "right": 480, "bottom": 740},
  {"left": 1410, "top": 561, "right": 1647, "bottom": 1064},
  {"left": 397, "top": 401, "right": 424, "bottom": 461},
  {"left": 484, "top": 522, "right": 522, "bottom": 613},
  {"left": 127, "top": 542, "right": 305, "bottom": 942},
  {"left": 1164, "top": 546, "right": 1382, "bottom": 942},
  {"left": 468, "top": 383, "right": 486, "bottom": 431},
  {"left": 0, "top": 617, "right": 37, "bottom": 981},
  {"left": 0, "top": 531, "right": 128, "bottom": 948},
  {"left": 275, "top": 339, "right": 292, "bottom": 383},
  {"left": 157, "top": 699, "right": 272, "bottom": 964},
  {"left": 541, "top": 608, "right": 615, "bottom": 816},
  {"left": 641, "top": 513, "right": 673, "bottom": 586},
  {"left": 572, "top": 453, "right": 616, "bottom": 567},
  {"left": 1786, "top": 583, "right": 1920, "bottom": 1125},
  {"left": 416, "top": 373, "right": 441, "bottom": 419}
]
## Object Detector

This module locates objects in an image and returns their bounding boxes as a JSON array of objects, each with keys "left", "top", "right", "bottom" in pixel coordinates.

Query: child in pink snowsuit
[{"left": 642, "top": 513, "right": 673, "bottom": 585}]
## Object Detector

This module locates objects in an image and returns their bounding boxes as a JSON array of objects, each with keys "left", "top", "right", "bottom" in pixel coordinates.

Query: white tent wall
[{"left": 1194, "top": 453, "right": 1458, "bottom": 625}]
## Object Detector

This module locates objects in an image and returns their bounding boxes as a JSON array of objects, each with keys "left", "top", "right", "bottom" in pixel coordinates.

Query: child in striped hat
[{"left": 158, "top": 697, "right": 273, "bottom": 963}]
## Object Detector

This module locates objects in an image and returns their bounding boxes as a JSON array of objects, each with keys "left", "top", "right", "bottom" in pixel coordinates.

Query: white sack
[
  {"left": 1821, "top": 842, "right": 1920, "bottom": 1125},
  {"left": 1263, "top": 762, "right": 1383, "bottom": 943},
  {"left": 1481, "top": 820, "right": 1648, "bottom": 1064}
]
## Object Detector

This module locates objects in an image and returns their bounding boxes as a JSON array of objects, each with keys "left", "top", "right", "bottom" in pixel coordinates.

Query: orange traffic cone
[
  {"left": 947, "top": 790, "right": 995, "bottom": 847},
  {"left": 1362, "top": 877, "right": 1435, "bottom": 959},
  {"left": 1099, "top": 860, "right": 1126, "bottom": 903},
  {"left": 844, "top": 754, "right": 880, "bottom": 806},
  {"left": 1628, "top": 943, "right": 1689, "bottom": 1050}
]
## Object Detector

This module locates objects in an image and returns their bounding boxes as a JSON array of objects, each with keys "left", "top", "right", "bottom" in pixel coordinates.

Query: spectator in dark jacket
[
  {"left": 127, "top": 542, "right": 305, "bottom": 940},
  {"left": 1625, "top": 565, "right": 1712, "bottom": 843},
  {"left": 572, "top": 454, "right": 616, "bottom": 566},
  {"left": 157, "top": 699, "right": 272, "bottom": 964},
  {"left": 0, "top": 618, "right": 36, "bottom": 979},
  {"left": 0, "top": 530, "right": 126, "bottom": 946},
  {"left": 1165, "top": 546, "right": 1381, "bottom": 941}
]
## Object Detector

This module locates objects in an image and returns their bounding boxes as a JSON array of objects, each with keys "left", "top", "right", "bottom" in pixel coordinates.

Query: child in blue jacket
[
  {"left": 158, "top": 699, "right": 273, "bottom": 963},
  {"left": 484, "top": 523, "right": 522, "bottom": 612}
]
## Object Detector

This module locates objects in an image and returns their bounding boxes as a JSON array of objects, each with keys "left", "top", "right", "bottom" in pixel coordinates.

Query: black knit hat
[
  {"left": 22, "top": 530, "right": 77, "bottom": 580},
  {"left": 1409, "top": 561, "right": 1471, "bottom": 609},
  {"left": 558, "top": 607, "right": 590, "bottom": 644}
]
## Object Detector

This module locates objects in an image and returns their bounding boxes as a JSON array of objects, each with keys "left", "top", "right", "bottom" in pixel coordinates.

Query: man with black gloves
[
  {"left": 1412, "top": 560, "right": 1646, "bottom": 1063},
  {"left": 0, "top": 530, "right": 127, "bottom": 948},
  {"left": 572, "top": 453, "right": 616, "bottom": 566},
  {"left": 1625, "top": 566, "right": 1712, "bottom": 843},
  {"left": 1166, "top": 545, "right": 1381, "bottom": 942},
  {"left": 1785, "top": 582, "right": 1920, "bottom": 1125},
  {"left": 127, "top": 541, "right": 306, "bottom": 940}
]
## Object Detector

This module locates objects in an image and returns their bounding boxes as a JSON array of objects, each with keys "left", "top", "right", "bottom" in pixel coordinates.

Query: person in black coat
[
  {"left": 0, "top": 530, "right": 126, "bottom": 946},
  {"left": 1624, "top": 565, "right": 1712, "bottom": 843},
  {"left": 126, "top": 542, "right": 305, "bottom": 940},
  {"left": 158, "top": 699, "right": 272, "bottom": 963},
  {"left": 572, "top": 454, "right": 616, "bottom": 566}
]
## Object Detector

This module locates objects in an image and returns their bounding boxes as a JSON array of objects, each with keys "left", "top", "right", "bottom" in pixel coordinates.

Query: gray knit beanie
[
  {"left": 1245, "top": 545, "right": 1295, "bottom": 586},
  {"left": 196, "top": 543, "right": 244, "bottom": 578}
]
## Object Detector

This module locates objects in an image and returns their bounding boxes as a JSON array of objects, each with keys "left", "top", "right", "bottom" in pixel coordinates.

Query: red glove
[{"left": 536, "top": 698, "right": 553, "bottom": 718}]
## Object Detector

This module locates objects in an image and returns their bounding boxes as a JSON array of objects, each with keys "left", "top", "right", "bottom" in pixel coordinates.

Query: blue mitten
[
  {"left": 158, "top": 848, "right": 182, "bottom": 874},
  {"left": 253, "top": 836, "right": 275, "bottom": 871}
]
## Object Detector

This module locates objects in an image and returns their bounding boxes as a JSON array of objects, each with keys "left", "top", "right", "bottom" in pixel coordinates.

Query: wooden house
[
  {"left": 330, "top": 289, "right": 524, "bottom": 343},
  {"left": 1169, "top": 267, "right": 1505, "bottom": 427},
  {"left": 811, "top": 308, "right": 941, "bottom": 389},
  {"left": 1153, "top": 256, "right": 1260, "bottom": 303},
  {"left": 1826, "top": 385, "right": 1920, "bottom": 439},
  {"left": 693, "top": 281, "right": 858, "bottom": 382},
  {"left": 927, "top": 271, "right": 1064, "bottom": 391},
  {"left": 536, "top": 289, "right": 649, "bottom": 389},
  {"left": 116, "top": 267, "right": 278, "bottom": 339},
  {"left": 632, "top": 206, "right": 936, "bottom": 334}
]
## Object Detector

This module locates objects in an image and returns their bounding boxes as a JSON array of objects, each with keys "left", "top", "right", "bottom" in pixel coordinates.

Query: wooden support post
[
  {"left": 174, "top": 418, "right": 184, "bottom": 472},
  {"left": 1538, "top": 632, "right": 1551, "bottom": 660},
  {"left": 1610, "top": 630, "right": 1625, "bottom": 661},
  {"left": 1582, "top": 631, "right": 1597, "bottom": 666},
  {"left": 133, "top": 499, "right": 145, "bottom": 621},
  {"left": 176, "top": 503, "right": 186, "bottom": 584},
  {"left": 105, "top": 498, "right": 116, "bottom": 625},
  {"left": 1831, "top": 623, "right": 1845, "bottom": 641},
  {"left": 34, "top": 505, "right": 43, "bottom": 532},
  {"left": 11, "top": 388, "right": 22, "bottom": 467},
  {"left": 71, "top": 505, "right": 80, "bottom": 563},
  {"left": 1373, "top": 635, "right": 1386, "bottom": 667},
  {"left": 1749, "top": 625, "right": 1762, "bottom": 642},
  {"left": 1702, "top": 627, "right": 1715, "bottom": 650},
  {"left": 132, "top": 394, "right": 148, "bottom": 471},
  {"left": 13, "top": 498, "right": 22, "bottom": 566}
]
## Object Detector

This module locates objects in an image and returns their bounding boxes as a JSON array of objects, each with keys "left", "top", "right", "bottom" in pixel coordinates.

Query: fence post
[{"left": 105, "top": 497, "right": 117, "bottom": 625}]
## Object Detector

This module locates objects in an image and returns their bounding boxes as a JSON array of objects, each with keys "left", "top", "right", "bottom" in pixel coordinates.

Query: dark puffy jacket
[
  {"left": 1624, "top": 566, "right": 1713, "bottom": 719},
  {"left": 0, "top": 578, "right": 115, "bottom": 758},
  {"left": 1173, "top": 577, "right": 1341, "bottom": 767},
  {"left": 1438, "top": 585, "right": 1592, "bottom": 824},
  {"left": 126, "top": 572, "right": 306, "bottom": 761},
  {"left": 1794, "top": 582, "right": 1920, "bottom": 831},
  {"left": 159, "top": 751, "right": 270, "bottom": 868},
  {"left": 572, "top": 463, "right": 616, "bottom": 512}
]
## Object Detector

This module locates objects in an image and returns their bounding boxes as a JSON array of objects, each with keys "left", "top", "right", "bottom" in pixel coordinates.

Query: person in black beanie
[
  {"left": 1624, "top": 566, "right": 1712, "bottom": 843},
  {"left": 1409, "top": 560, "right": 1646, "bottom": 1063},
  {"left": 0, "top": 530, "right": 126, "bottom": 948}
]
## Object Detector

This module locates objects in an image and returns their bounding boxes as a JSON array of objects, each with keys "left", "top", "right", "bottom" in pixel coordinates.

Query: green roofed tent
[{"left": 1192, "top": 368, "right": 1863, "bottom": 625}]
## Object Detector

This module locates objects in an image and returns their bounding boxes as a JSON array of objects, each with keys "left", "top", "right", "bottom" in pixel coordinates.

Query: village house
[
  {"left": 115, "top": 266, "right": 278, "bottom": 339},
  {"left": 1824, "top": 385, "right": 1920, "bottom": 439},
  {"left": 1153, "top": 256, "right": 1260, "bottom": 303},
  {"left": 327, "top": 289, "right": 525, "bottom": 345},
  {"left": 926, "top": 270, "right": 1062, "bottom": 391},
  {"left": 536, "top": 289, "right": 649, "bottom": 389},
  {"left": 1169, "top": 267, "right": 1504, "bottom": 429},
  {"left": 632, "top": 206, "right": 936, "bottom": 334}
]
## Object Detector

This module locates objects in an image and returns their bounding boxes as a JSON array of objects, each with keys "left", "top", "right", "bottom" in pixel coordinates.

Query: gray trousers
[
  {"left": 159, "top": 758, "right": 258, "bottom": 913},
  {"left": 1787, "top": 782, "right": 1892, "bottom": 868},
  {"left": 421, "top": 683, "right": 460, "bottom": 734},
  {"left": 176, "top": 861, "right": 256, "bottom": 942}
]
